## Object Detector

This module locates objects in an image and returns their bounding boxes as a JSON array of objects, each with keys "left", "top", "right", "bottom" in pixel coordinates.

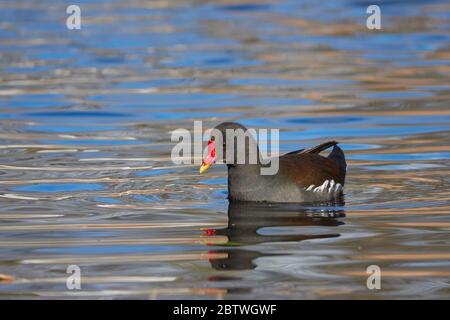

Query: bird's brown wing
[{"left": 279, "top": 153, "right": 344, "bottom": 188}]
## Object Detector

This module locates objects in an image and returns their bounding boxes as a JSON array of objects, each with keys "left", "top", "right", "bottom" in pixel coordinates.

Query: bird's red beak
[{"left": 199, "top": 139, "right": 216, "bottom": 174}]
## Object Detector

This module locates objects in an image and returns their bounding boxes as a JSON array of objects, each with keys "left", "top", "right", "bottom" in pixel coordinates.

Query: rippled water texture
[{"left": 0, "top": 0, "right": 449, "bottom": 299}]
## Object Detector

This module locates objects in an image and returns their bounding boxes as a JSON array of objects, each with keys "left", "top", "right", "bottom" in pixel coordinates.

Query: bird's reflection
[{"left": 206, "top": 201, "right": 345, "bottom": 271}]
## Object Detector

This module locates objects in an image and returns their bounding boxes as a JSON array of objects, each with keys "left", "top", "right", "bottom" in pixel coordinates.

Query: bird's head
[{"left": 199, "top": 122, "right": 259, "bottom": 174}]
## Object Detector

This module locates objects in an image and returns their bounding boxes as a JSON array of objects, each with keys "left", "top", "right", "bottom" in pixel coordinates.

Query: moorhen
[{"left": 200, "top": 122, "right": 346, "bottom": 203}]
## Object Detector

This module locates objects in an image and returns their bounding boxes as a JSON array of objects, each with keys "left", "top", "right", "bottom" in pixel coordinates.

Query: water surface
[{"left": 0, "top": 0, "right": 449, "bottom": 299}]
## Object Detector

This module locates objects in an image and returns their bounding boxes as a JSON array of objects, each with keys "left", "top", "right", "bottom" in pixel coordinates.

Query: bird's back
[{"left": 227, "top": 143, "right": 346, "bottom": 203}]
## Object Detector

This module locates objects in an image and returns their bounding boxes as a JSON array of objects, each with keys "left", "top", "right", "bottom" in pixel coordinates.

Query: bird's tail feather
[
  {"left": 301, "top": 141, "right": 338, "bottom": 154},
  {"left": 328, "top": 145, "right": 347, "bottom": 183}
]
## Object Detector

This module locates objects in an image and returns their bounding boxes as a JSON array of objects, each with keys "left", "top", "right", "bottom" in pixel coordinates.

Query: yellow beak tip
[{"left": 199, "top": 164, "right": 210, "bottom": 174}]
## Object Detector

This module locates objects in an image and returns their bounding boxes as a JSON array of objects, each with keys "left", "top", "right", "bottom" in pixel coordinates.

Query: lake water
[{"left": 0, "top": 0, "right": 449, "bottom": 299}]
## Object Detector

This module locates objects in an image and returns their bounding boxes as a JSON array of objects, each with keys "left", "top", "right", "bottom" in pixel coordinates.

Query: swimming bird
[{"left": 199, "top": 122, "right": 346, "bottom": 203}]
